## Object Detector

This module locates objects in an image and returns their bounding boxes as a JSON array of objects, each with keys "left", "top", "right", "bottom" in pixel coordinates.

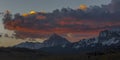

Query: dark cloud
[
  {"left": 106, "top": 0, "right": 120, "bottom": 13},
  {"left": 3, "top": 0, "right": 120, "bottom": 40}
]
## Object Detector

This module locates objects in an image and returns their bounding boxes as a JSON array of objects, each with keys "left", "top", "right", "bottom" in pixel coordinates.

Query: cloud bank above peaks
[{"left": 3, "top": 0, "right": 120, "bottom": 40}]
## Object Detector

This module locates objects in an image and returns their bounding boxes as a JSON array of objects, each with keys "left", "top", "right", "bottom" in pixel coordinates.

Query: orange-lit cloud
[
  {"left": 22, "top": 13, "right": 29, "bottom": 17},
  {"left": 29, "top": 10, "right": 37, "bottom": 15},
  {"left": 79, "top": 4, "right": 87, "bottom": 11},
  {"left": 36, "top": 15, "right": 46, "bottom": 20}
]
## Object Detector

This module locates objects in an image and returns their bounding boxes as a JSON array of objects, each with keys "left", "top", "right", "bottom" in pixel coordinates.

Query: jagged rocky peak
[
  {"left": 73, "top": 29, "right": 120, "bottom": 48},
  {"left": 99, "top": 29, "right": 120, "bottom": 38}
]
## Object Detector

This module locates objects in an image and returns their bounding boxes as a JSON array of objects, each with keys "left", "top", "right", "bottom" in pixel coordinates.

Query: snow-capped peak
[{"left": 73, "top": 29, "right": 120, "bottom": 49}]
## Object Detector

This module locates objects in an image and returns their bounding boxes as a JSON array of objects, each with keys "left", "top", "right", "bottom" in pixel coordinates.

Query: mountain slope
[
  {"left": 43, "top": 34, "right": 71, "bottom": 47},
  {"left": 14, "top": 42, "right": 43, "bottom": 49},
  {"left": 15, "top": 34, "right": 71, "bottom": 49},
  {"left": 73, "top": 29, "right": 120, "bottom": 49}
]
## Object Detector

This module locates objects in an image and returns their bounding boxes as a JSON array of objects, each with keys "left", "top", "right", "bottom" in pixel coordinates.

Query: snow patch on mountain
[{"left": 102, "top": 38, "right": 119, "bottom": 46}]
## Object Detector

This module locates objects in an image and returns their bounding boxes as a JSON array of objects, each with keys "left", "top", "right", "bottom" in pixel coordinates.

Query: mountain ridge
[
  {"left": 14, "top": 29, "right": 120, "bottom": 54},
  {"left": 14, "top": 33, "right": 71, "bottom": 49}
]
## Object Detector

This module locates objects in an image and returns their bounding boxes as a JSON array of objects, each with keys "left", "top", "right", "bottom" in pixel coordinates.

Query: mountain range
[{"left": 14, "top": 29, "right": 120, "bottom": 54}]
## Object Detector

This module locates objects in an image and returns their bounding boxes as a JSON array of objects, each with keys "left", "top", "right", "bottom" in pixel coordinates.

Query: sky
[
  {"left": 1, "top": 0, "right": 119, "bottom": 47},
  {"left": 0, "top": 0, "right": 111, "bottom": 13}
]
